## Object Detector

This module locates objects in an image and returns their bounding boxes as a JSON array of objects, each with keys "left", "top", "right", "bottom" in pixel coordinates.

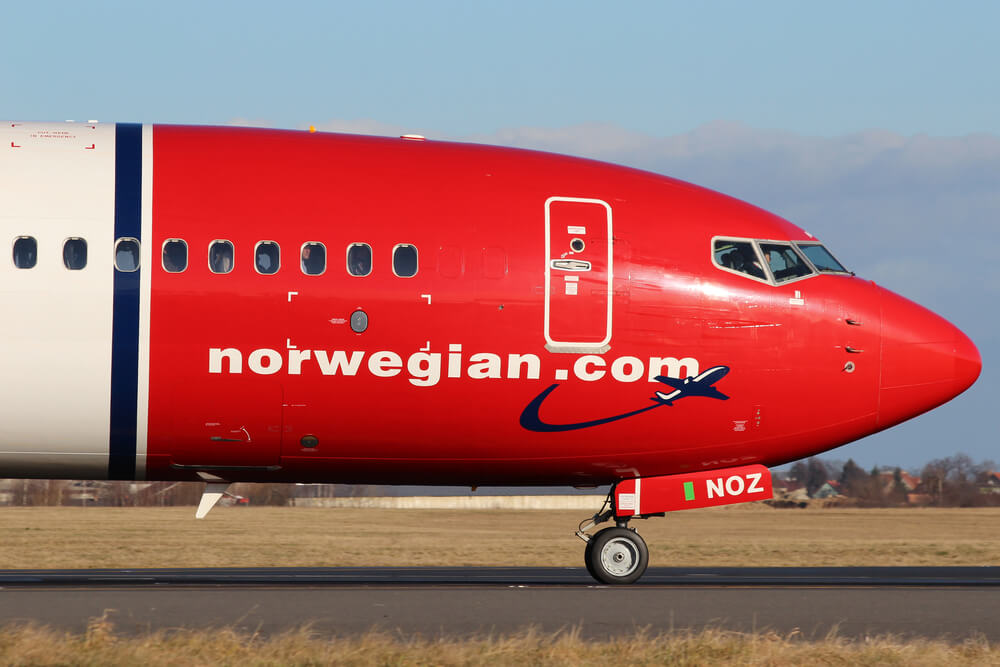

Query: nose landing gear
[
  {"left": 577, "top": 496, "right": 649, "bottom": 585},
  {"left": 577, "top": 466, "right": 773, "bottom": 584}
]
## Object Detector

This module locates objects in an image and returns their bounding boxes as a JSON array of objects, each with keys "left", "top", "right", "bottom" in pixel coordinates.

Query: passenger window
[
  {"left": 13, "top": 236, "right": 37, "bottom": 269},
  {"left": 209, "top": 240, "right": 234, "bottom": 274},
  {"left": 115, "top": 238, "right": 140, "bottom": 272},
  {"left": 255, "top": 241, "right": 280, "bottom": 275},
  {"left": 713, "top": 239, "right": 766, "bottom": 281},
  {"left": 347, "top": 243, "right": 372, "bottom": 277},
  {"left": 392, "top": 244, "right": 418, "bottom": 278},
  {"left": 162, "top": 239, "right": 188, "bottom": 273},
  {"left": 759, "top": 242, "right": 813, "bottom": 282},
  {"left": 301, "top": 242, "right": 326, "bottom": 276},
  {"left": 796, "top": 243, "right": 849, "bottom": 274},
  {"left": 63, "top": 238, "right": 88, "bottom": 270}
]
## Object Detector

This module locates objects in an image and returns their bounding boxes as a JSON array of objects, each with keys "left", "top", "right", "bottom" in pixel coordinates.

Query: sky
[{"left": 2, "top": 1, "right": 997, "bottom": 470}]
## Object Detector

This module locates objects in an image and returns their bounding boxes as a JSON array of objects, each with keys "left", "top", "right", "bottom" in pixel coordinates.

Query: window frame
[
  {"left": 793, "top": 242, "right": 851, "bottom": 275},
  {"left": 300, "top": 241, "right": 327, "bottom": 276},
  {"left": 711, "top": 236, "right": 834, "bottom": 286},
  {"left": 710, "top": 236, "right": 771, "bottom": 286},
  {"left": 346, "top": 242, "right": 373, "bottom": 277},
  {"left": 162, "top": 238, "right": 188, "bottom": 273},
  {"left": 12, "top": 235, "right": 37, "bottom": 270},
  {"left": 114, "top": 237, "right": 141, "bottom": 273},
  {"left": 391, "top": 242, "right": 419, "bottom": 278},
  {"left": 253, "top": 240, "right": 281, "bottom": 275},
  {"left": 208, "top": 239, "right": 235, "bottom": 275},
  {"left": 62, "top": 237, "right": 88, "bottom": 271},
  {"left": 756, "top": 239, "right": 815, "bottom": 285}
]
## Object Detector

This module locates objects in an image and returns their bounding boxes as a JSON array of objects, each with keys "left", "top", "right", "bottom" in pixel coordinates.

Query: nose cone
[{"left": 878, "top": 288, "right": 981, "bottom": 429}]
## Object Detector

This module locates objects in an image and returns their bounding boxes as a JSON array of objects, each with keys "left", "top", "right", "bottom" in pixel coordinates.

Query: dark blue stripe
[{"left": 109, "top": 123, "right": 142, "bottom": 480}]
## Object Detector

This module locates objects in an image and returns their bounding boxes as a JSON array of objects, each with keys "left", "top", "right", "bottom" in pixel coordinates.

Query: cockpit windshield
[
  {"left": 758, "top": 242, "right": 813, "bottom": 283},
  {"left": 794, "top": 243, "right": 850, "bottom": 274},
  {"left": 713, "top": 239, "right": 767, "bottom": 282},
  {"left": 712, "top": 237, "right": 851, "bottom": 285}
]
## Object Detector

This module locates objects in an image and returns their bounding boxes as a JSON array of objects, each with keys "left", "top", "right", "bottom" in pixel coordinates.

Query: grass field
[
  {"left": 1, "top": 624, "right": 999, "bottom": 666},
  {"left": 0, "top": 504, "right": 997, "bottom": 569}
]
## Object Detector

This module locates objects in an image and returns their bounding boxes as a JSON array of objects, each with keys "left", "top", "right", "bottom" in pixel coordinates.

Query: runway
[{"left": 0, "top": 567, "right": 997, "bottom": 640}]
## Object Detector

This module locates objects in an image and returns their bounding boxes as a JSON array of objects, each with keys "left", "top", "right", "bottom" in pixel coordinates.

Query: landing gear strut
[{"left": 577, "top": 495, "right": 649, "bottom": 585}]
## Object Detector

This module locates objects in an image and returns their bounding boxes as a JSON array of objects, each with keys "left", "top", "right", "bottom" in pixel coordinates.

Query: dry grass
[
  {"left": 0, "top": 505, "right": 998, "bottom": 569},
  {"left": 0, "top": 622, "right": 998, "bottom": 666}
]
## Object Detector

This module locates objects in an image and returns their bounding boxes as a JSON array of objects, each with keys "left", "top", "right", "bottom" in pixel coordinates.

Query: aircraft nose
[{"left": 878, "top": 287, "right": 981, "bottom": 429}]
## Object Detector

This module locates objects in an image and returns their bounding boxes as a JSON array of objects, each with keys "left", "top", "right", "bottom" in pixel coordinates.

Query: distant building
[
  {"left": 980, "top": 472, "right": 1000, "bottom": 494},
  {"left": 877, "top": 470, "right": 920, "bottom": 492},
  {"left": 812, "top": 480, "right": 841, "bottom": 499}
]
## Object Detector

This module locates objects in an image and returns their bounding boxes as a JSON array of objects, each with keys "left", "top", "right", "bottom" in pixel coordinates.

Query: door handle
[{"left": 550, "top": 259, "right": 591, "bottom": 271}]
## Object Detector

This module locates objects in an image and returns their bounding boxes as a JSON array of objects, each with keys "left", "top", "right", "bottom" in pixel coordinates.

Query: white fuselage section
[{"left": 0, "top": 122, "right": 152, "bottom": 478}]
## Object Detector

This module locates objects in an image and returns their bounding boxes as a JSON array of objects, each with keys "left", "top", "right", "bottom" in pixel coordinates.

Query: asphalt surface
[{"left": 0, "top": 567, "right": 997, "bottom": 640}]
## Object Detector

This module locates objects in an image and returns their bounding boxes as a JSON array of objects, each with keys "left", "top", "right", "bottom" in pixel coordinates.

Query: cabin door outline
[{"left": 544, "top": 196, "right": 613, "bottom": 353}]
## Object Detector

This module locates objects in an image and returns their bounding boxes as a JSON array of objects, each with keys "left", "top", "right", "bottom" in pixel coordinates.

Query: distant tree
[
  {"left": 839, "top": 459, "right": 867, "bottom": 491},
  {"left": 839, "top": 459, "right": 884, "bottom": 506},
  {"left": 820, "top": 459, "right": 846, "bottom": 482},
  {"left": 921, "top": 453, "right": 983, "bottom": 507},
  {"left": 887, "top": 467, "right": 909, "bottom": 505},
  {"left": 789, "top": 461, "right": 808, "bottom": 486},
  {"left": 806, "top": 458, "right": 829, "bottom": 497}
]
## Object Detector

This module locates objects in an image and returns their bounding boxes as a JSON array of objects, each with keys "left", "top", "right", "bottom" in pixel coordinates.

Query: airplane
[
  {"left": 0, "top": 121, "right": 981, "bottom": 584},
  {"left": 652, "top": 366, "right": 730, "bottom": 405}
]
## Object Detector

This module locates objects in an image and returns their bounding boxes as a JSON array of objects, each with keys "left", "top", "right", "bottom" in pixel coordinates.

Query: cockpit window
[
  {"left": 795, "top": 243, "right": 849, "bottom": 274},
  {"left": 758, "top": 242, "right": 813, "bottom": 283},
  {"left": 713, "top": 239, "right": 767, "bottom": 281}
]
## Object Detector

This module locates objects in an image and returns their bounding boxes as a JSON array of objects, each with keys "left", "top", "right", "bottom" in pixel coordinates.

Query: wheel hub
[{"left": 600, "top": 537, "right": 639, "bottom": 577}]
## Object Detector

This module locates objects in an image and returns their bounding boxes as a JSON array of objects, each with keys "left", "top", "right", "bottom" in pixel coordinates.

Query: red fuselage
[
  {"left": 139, "top": 126, "right": 979, "bottom": 485},
  {"left": 0, "top": 122, "right": 978, "bottom": 486}
]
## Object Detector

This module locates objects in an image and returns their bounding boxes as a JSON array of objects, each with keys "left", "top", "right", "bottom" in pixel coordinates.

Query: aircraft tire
[
  {"left": 583, "top": 536, "right": 599, "bottom": 580},
  {"left": 587, "top": 527, "right": 648, "bottom": 585}
]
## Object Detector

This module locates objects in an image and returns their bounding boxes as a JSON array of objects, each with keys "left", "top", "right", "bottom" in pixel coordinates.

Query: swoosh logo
[
  {"left": 519, "top": 384, "right": 665, "bottom": 432},
  {"left": 519, "top": 365, "right": 731, "bottom": 433}
]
